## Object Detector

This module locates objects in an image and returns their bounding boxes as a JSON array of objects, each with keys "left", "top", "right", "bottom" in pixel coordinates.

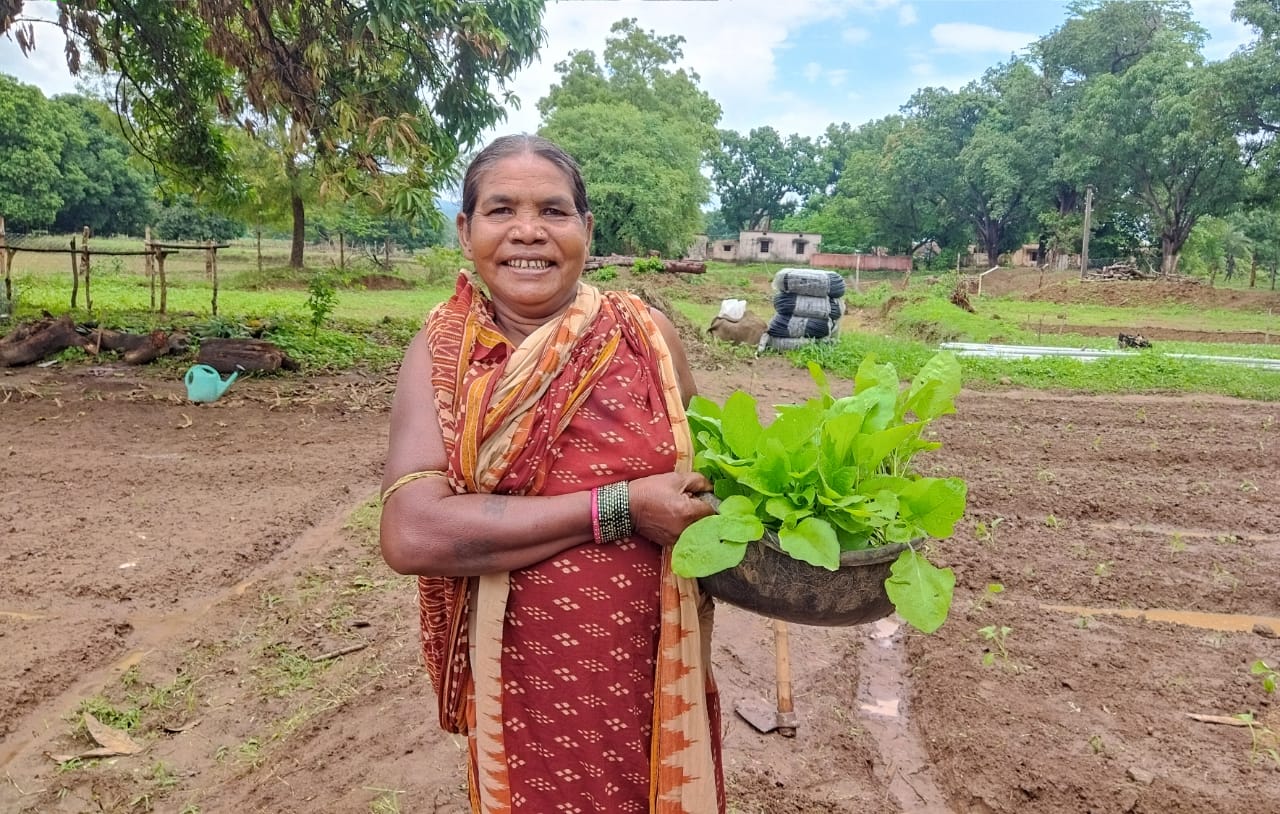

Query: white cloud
[
  {"left": 930, "top": 22, "right": 1038, "bottom": 55},
  {"left": 0, "top": 1, "right": 78, "bottom": 97},
  {"left": 842, "top": 27, "right": 871, "bottom": 44},
  {"left": 826, "top": 69, "right": 848, "bottom": 87},
  {"left": 898, "top": 4, "right": 918, "bottom": 27},
  {"left": 494, "top": 0, "right": 852, "bottom": 140},
  {"left": 804, "top": 61, "right": 823, "bottom": 82},
  {"left": 1188, "top": 0, "right": 1255, "bottom": 58}
]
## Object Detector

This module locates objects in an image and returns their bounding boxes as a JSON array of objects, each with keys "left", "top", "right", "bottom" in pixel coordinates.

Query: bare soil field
[{"left": 2, "top": 353, "right": 1279, "bottom": 813}]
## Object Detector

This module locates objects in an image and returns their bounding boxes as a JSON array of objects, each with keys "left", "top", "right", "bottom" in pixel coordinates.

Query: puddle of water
[
  {"left": 1043, "top": 604, "right": 1280, "bottom": 633},
  {"left": 856, "top": 616, "right": 954, "bottom": 813}
]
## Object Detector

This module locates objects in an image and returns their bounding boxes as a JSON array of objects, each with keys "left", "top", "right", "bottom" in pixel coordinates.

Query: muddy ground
[{"left": 2, "top": 350, "right": 1279, "bottom": 814}]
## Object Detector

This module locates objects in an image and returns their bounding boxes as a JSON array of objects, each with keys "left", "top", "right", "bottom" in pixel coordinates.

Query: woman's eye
[{"left": 542, "top": 209, "right": 569, "bottom": 219}]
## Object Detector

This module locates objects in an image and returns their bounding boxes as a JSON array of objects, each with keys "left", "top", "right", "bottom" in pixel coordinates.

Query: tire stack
[{"left": 759, "top": 268, "right": 847, "bottom": 352}]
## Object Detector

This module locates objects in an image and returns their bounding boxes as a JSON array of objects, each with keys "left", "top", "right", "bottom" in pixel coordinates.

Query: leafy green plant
[
  {"left": 980, "top": 624, "right": 1012, "bottom": 667},
  {"left": 632, "top": 256, "right": 664, "bottom": 274},
  {"left": 305, "top": 274, "right": 338, "bottom": 336},
  {"left": 1252, "top": 660, "right": 1278, "bottom": 694},
  {"left": 672, "top": 351, "right": 966, "bottom": 633}
]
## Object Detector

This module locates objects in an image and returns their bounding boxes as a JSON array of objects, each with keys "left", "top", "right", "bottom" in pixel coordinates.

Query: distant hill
[{"left": 435, "top": 199, "right": 460, "bottom": 221}]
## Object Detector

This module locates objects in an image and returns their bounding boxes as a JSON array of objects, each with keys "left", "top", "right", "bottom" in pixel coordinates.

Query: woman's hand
[{"left": 628, "top": 472, "right": 716, "bottom": 547}]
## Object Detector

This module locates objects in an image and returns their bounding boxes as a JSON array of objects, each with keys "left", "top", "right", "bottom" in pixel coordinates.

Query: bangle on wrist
[
  {"left": 594, "top": 480, "right": 633, "bottom": 544},
  {"left": 590, "top": 486, "right": 604, "bottom": 544}
]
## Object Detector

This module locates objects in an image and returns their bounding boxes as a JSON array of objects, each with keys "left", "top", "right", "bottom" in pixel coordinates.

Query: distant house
[
  {"left": 968, "top": 244, "right": 1077, "bottom": 269},
  {"left": 690, "top": 231, "right": 822, "bottom": 263}
]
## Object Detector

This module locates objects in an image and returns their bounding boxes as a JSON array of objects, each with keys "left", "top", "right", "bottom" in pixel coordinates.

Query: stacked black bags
[{"left": 760, "top": 268, "right": 846, "bottom": 351}]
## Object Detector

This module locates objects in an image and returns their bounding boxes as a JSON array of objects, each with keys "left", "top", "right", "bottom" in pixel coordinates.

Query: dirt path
[{"left": 2, "top": 358, "right": 1279, "bottom": 813}]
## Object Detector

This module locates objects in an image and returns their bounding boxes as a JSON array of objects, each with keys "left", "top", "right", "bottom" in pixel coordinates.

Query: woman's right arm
[{"left": 378, "top": 330, "right": 712, "bottom": 577}]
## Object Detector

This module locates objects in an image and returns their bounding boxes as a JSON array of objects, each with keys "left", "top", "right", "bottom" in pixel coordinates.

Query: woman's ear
[
  {"left": 585, "top": 211, "right": 595, "bottom": 253},
  {"left": 456, "top": 212, "right": 473, "bottom": 259}
]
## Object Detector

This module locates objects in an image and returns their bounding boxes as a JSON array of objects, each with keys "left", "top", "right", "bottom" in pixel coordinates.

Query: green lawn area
[{"left": 6, "top": 240, "right": 1280, "bottom": 400}]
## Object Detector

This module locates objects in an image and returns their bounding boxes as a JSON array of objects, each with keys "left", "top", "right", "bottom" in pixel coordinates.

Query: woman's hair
[{"left": 459, "top": 134, "right": 591, "bottom": 222}]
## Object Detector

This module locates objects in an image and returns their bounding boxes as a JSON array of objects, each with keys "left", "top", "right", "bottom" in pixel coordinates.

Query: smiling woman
[{"left": 378, "top": 134, "right": 725, "bottom": 813}]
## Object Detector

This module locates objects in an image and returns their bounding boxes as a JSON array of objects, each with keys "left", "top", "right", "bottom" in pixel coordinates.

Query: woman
[{"left": 379, "top": 134, "right": 725, "bottom": 813}]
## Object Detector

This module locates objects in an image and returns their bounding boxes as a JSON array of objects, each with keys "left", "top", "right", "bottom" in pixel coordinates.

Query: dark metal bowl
[{"left": 694, "top": 495, "right": 906, "bottom": 626}]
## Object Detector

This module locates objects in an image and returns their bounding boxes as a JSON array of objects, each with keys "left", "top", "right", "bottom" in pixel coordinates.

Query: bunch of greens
[{"left": 672, "top": 351, "right": 966, "bottom": 633}]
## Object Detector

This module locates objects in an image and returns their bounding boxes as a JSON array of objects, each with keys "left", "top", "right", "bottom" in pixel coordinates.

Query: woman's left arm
[{"left": 649, "top": 307, "right": 698, "bottom": 407}]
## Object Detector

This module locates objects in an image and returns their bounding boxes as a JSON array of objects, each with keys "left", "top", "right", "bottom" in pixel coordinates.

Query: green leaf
[
  {"left": 807, "top": 361, "right": 833, "bottom": 406},
  {"left": 854, "top": 422, "right": 924, "bottom": 474},
  {"left": 898, "top": 477, "right": 967, "bottom": 538},
  {"left": 905, "top": 351, "right": 962, "bottom": 421},
  {"left": 885, "top": 549, "right": 955, "bottom": 634},
  {"left": 738, "top": 437, "right": 792, "bottom": 496},
  {"left": 778, "top": 517, "right": 841, "bottom": 571},
  {"left": 853, "top": 356, "right": 899, "bottom": 431},
  {"left": 720, "top": 390, "right": 763, "bottom": 459},
  {"left": 670, "top": 499, "right": 763, "bottom": 578}
]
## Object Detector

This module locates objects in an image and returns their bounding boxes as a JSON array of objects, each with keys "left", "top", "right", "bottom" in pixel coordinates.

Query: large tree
[
  {"left": 538, "top": 18, "right": 721, "bottom": 256},
  {"left": 1065, "top": 40, "right": 1245, "bottom": 273},
  {"left": 50, "top": 94, "right": 154, "bottom": 235},
  {"left": 0, "top": 74, "right": 69, "bottom": 230},
  {"left": 709, "top": 127, "right": 823, "bottom": 231},
  {"left": 0, "top": 0, "right": 545, "bottom": 230}
]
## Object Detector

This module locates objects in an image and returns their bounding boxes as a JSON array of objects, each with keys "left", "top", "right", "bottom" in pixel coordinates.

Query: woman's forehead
[{"left": 476, "top": 153, "right": 574, "bottom": 196}]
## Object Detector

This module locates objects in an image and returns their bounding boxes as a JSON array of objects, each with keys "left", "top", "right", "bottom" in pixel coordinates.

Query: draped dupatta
[{"left": 418, "top": 273, "right": 719, "bottom": 813}]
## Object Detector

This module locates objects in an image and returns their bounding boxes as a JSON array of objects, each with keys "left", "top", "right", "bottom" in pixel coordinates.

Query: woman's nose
[{"left": 508, "top": 213, "right": 547, "bottom": 242}]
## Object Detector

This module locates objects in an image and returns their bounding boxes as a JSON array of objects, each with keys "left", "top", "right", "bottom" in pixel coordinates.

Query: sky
[{"left": 0, "top": 0, "right": 1258, "bottom": 144}]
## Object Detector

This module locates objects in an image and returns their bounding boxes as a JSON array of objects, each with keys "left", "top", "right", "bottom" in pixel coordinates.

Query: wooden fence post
[
  {"left": 145, "top": 227, "right": 155, "bottom": 312},
  {"left": 69, "top": 237, "right": 78, "bottom": 308},
  {"left": 207, "top": 240, "right": 218, "bottom": 316},
  {"left": 0, "top": 216, "right": 9, "bottom": 306},
  {"left": 158, "top": 251, "right": 168, "bottom": 314},
  {"left": 80, "top": 226, "right": 92, "bottom": 313}
]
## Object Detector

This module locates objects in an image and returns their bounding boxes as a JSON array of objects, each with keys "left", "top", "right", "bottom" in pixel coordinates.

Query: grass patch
[{"left": 789, "top": 332, "right": 1280, "bottom": 401}]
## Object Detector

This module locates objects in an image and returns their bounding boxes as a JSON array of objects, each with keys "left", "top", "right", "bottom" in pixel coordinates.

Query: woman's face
[{"left": 458, "top": 152, "right": 594, "bottom": 326}]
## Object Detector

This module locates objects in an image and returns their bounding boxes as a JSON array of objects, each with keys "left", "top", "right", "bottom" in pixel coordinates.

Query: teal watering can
[{"left": 184, "top": 364, "right": 238, "bottom": 403}]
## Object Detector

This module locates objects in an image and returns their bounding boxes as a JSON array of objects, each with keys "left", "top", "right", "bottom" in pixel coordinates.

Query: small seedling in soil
[
  {"left": 974, "top": 517, "right": 1004, "bottom": 545},
  {"left": 970, "top": 582, "right": 1005, "bottom": 613},
  {"left": 1044, "top": 514, "right": 1060, "bottom": 529},
  {"left": 1234, "top": 712, "right": 1280, "bottom": 766},
  {"left": 1168, "top": 533, "right": 1187, "bottom": 553},
  {"left": 1094, "top": 561, "right": 1113, "bottom": 579},
  {"left": 1252, "top": 660, "right": 1278, "bottom": 694},
  {"left": 1088, "top": 734, "right": 1105, "bottom": 755},
  {"left": 1075, "top": 615, "right": 1093, "bottom": 629},
  {"left": 979, "top": 625, "right": 1012, "bottom": 668},
  {"left": 1240, "top": 480, "right": 1259, "bottom": 493}
]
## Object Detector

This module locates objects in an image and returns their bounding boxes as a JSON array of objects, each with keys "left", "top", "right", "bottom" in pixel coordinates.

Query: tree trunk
[
  {"left": 196, "top": 337, "right": 300, "bottom": 374},
  {"left": 582, "top": 255, "right": 705, "bottom": 274},
  {"left": 0, "top": 314, "right": 86, "bottom": 367},
  {"left": 285, "top": 152, "right": 305, "bottom": 269},
  {"left": 289, "top": 190, "right": 305, "bottom": 269},
  {"left": 1250, "top": 255, "right": 1258, "bottom": 288}
]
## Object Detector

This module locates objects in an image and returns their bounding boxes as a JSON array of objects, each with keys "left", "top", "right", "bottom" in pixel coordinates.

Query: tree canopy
[
  {"left": 538, "top": 18, "right": 720, "bottom": 257},
  {"left": 0, "top": 0, "right": 546, "bottom": 218}
]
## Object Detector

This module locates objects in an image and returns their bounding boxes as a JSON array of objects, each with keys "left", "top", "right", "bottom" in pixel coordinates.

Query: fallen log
[
  {"left": 196, "top": 337, "right": 299, "bottom": 374},
  {"left": 0, "top": 314, "right": 86, "bottom": 367},
  {"left": 584, "top": 255, "right": 705, "bottom": 274},
  {"left": 86, "top": 327, "right": 190, "bottom": 363}
]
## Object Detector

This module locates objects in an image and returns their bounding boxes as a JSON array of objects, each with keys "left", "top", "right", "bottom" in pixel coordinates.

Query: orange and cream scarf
[{"left": 419, "top": 272, "right": 718, "bottom": 813}]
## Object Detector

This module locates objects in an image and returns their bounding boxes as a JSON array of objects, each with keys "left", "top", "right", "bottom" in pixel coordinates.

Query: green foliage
[
  {"left": 30, "top": 1, "right": 547, "bottom": 217},
  {"left": 0, "top": 74, "right": 71, "bottom": 230},
  {"left": 538, "top": 18, "right": 719, "bottom": 257},
  {"left": 305, "top": 275, "right": 338, "bottom": 336},
  {"left": 631, "top": 256, "right": 664, "bottom": 274},
  {"left": 155, "top": 195, "right": 245, "bottom": 242},
  {"left": 50, "top": 94, "right": 155, "bottom": 235},
  {"left": 1252, "top": 660, "right": 1278, "bottom": 694},
  {"left": 710, "top": 127, "right": 823, "bottom": 231},
  {"left": 672, "top": 352, "right": 966, "bottom": 633}
]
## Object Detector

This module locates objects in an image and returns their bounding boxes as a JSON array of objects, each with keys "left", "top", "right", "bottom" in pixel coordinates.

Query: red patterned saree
[{"left": 418, "top": 273, "right": 723, "bottom": 813}]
